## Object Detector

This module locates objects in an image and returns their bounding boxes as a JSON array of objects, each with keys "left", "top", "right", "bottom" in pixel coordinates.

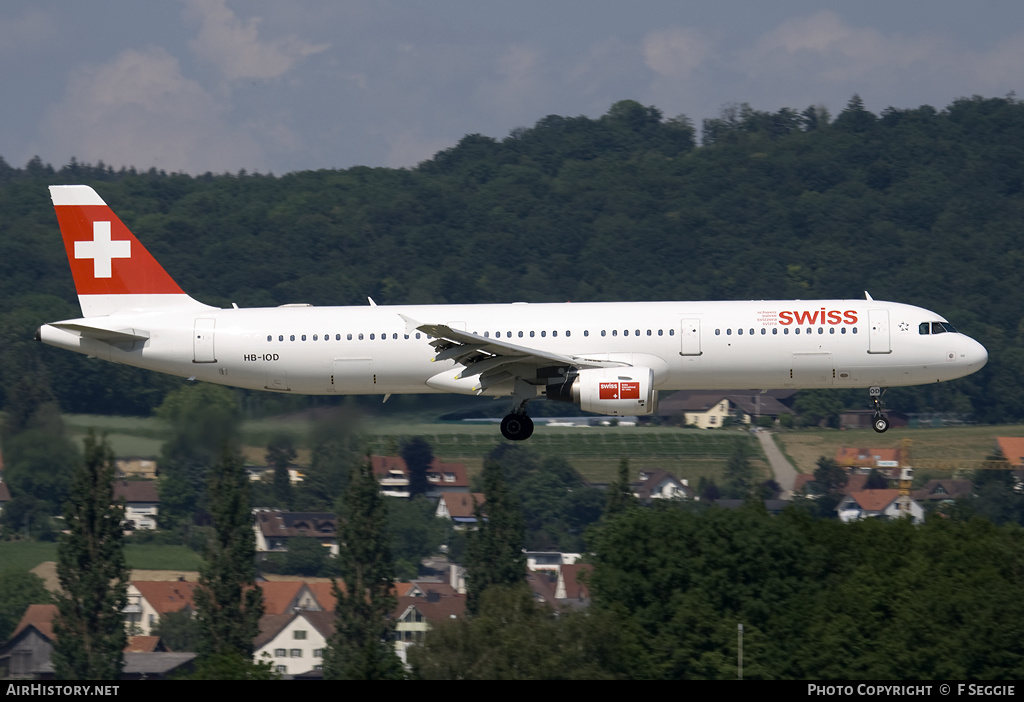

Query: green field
[
  {"left": 0, "top": 541, "right": 202, "bottom": 575},
  {"left": 774, "top": 423, "right": 1024, "bottom": 477},
  {"left": 61, "top": 413, "right": 762, "bottom": 485}
]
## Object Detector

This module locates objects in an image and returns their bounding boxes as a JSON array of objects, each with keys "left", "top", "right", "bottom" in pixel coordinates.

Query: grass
[
  {"left": 773, "top": 424, "right": 1024, "bottom": 476},
  {"left": 0, "top": 542, "right": 201, "bottom": 575},
  {"left": 58, "top": 413, "right": 762, "bottom": 486}
]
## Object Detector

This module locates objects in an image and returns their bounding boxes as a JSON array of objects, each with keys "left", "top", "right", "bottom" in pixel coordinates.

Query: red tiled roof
[
  {"left": 440, "top": 493, "right": 485, "bottom": 519},
  {"left": 307, "top": 581, "right": 340, "bottom": 611},
  {"left": 258, "top": 581, "right": 304, "bottom": 615},
  {"left": 10, "top": 604, "right": 57, "bottom": 641},
  {"left": 124, "top": 636, "right": 162, "bottom": 652},
  {"left": 393, "top": 594, "right": 466, "bottom": 624},
  {"left": 132, "top": 581, "right": 196, "bottom": 614},
  {"left": 370, "top": 455, "right": 469, "bottom": 487},
  {"left": 996, "top": 437, "right": 1024, "bottom": 466},
  {"left": 559, "top": 564, "right": 592, "bottom": 600},
  {"left": 850, "top": 489, "right": 900, "bottom": 511},
  {"left": 113, "top": 480, "right": 159, "bottom": 503}
]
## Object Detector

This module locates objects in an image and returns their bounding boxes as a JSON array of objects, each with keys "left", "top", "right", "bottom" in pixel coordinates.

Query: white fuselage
[{"left": 38, "top": 298, "right": 989, "bottom": 400}]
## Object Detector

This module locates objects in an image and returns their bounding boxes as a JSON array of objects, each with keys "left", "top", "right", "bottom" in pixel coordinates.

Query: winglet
[{"left": 865, "top": 291, "right": 874, "bottom": 301}]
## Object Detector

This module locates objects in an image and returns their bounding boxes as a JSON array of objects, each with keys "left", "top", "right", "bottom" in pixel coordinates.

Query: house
[
  {"left": 125, "top": 580, "right": 196, "bottom": 636},
  {"left": 0, "top": 604, "right": 195, "bottom": 680},
  {"left": 115, "top": 458, "right": 158, "bottom": 480},
  {"left": 114, "top": 480, "right": 159, "bottom": 530},
  {"left": 912, "top": 480, "right": 973, "bottom": 504},
  {"left": 392, "top": 589, "right": 467, "bottom": 663},
  {"left": 258, "top": 581, "right": 324, "bottom": 614},
  {"left": 0, "top": 605, "right": 56, "bottom": 679},
  {"left": 633, "top": 470, "right": 691, "bottom": 501},
  {"left": 525, "top": 551, "right": 582, "bottom": 572},
  {"left": 371, "top": 455, "right": 469, "bottom": 498},
  {"left": 435, "top": 493, "right": 485, "bottom": 528},
  {"left": 253, "top": 510, "right": 339, "bottom": 556},
  {"left": 659, "top": 390, "right": 795, "bottom": 428},
  {"left": 253, "top": 610, "right": 334, "bottom": 677},
  {"left": 836, "top": 489, "right": 924, "bottom": 524}
]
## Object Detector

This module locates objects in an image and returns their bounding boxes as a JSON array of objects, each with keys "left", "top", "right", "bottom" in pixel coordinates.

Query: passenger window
[
  {"left": 727, "top": 329, "right": 732, "bottom": 335},
  {"left": 267, "top": 335, "right": 272, "bottom": 342},
  {"left": 552, "top": 331, "right": 558, "bottom": 337},
  {"left": 313, "top": 334, "right": 318, "bottom": 341},
  {"left": 518, "top": 331, "right": 523, "bottom": 338},
  {"left": 737, "top": 328, "right": 743, "bottom": 335},
  {"left": 290, "top": 335, "right": 295, "bottom": 341},
  {"left": 716, "top": 329, "right": 721, "bottom": 336},
  {"left": 612, "top": 330, "right": 618, "bottom": 336},
  {"left": 541, "top": 331, "right": 547, "bottom": 337}
]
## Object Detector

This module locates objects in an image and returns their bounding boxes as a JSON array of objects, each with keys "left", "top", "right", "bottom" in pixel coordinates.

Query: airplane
[{"left": 37, "top": 185, "right": 988, "bottom": 440}]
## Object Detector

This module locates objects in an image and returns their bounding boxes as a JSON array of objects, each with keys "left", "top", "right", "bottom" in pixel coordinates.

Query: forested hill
[{"left": 0, "top": 95, "right": 1022, "bottom": 420}]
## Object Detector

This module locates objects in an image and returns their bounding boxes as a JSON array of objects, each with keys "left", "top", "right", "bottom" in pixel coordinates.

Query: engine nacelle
[{"left": 545, "top": 367, "right": 657, "bottom": 416}]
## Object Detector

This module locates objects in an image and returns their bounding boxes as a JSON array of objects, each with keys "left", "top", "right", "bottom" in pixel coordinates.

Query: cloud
[
  {"left": 751, "top": 11, "right": 942, "bottom": 83},
  {"left": 643, "top": 27, "right": 713, "bottom": 80},
  {"left": 44, "top": 47, "right": 265, "bottom": 173},
  {"left": 183, "top": 0, "right": 329, "bottom": 81}
]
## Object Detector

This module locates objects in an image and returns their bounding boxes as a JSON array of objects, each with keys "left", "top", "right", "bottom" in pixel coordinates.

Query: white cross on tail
[{"left": 74, "top": 221, "right": 131, "bottom": 278}]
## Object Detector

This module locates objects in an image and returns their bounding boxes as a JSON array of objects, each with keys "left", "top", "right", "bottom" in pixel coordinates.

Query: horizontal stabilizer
[{"left": 49, "top": 321, "right": 150, "bottom": 349}]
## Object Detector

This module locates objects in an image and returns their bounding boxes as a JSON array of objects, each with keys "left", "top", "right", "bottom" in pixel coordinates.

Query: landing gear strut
[{"left": 870, "top": 386, "right": 889, "bottom": 433}]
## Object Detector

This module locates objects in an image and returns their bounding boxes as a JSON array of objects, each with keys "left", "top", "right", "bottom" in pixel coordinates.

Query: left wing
[{"left": 400, "top": 314, "right": 626, "bottom": 393}]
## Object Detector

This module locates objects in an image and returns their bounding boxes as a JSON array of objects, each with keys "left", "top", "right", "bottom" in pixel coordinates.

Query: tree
[
  {"left": 465, "top": 457, "right": 526, "bottom": 615},
  {"left": 605, "top": 458, "right": 636, "bottom": 517},
  {"left": 192, "top": 447, "right": 265, "bottom": 674},
  {"left": 156, "top": 384, "right": 241, "bottom": 531},
  {"left": 266, "top": 433, "right": 297, "bottom": 509},
  {"left": 723, "top": 441, "right": 755, "bottom": 499},
  {"left": 399, "top": 436, "right": 433, "bottom": 498},
  {"left": 52, "top": 432, "right": 128, "bottom": 680},
  {"left": 0, "top": 571, "right": 51, "bottom": 643},
  {"left": 324, "top": 458, "right": 403, "bottom": 680}
]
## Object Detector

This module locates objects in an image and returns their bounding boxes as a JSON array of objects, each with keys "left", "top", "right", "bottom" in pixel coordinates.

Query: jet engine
[{"left": 545, "top": 367, "right": 657, "bottom": 416}]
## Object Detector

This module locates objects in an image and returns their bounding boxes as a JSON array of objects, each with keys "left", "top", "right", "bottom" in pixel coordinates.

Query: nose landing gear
[{"left": 870, "top": 386, "right": 889, "bottom": 433}]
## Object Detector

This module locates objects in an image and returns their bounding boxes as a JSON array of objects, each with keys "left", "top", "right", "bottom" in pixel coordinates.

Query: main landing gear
[
  {"left": 870, "top": 386, "right": 889, "bottom": 433},
  {"left": 501, "top": 378, "right": 536, "bottom": 441},
  {"left": 500, "top": 412, "right": 534, "bottom": 441}
]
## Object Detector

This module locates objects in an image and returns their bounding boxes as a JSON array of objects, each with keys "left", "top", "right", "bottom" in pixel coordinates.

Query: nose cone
[{"left": 964, "top": 336, "right": 988, "bottom": 374}]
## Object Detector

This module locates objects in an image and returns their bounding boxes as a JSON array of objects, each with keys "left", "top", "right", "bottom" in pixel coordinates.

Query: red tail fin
[{"left": 49, "top": 185, "right": 208, "bottom": 316}]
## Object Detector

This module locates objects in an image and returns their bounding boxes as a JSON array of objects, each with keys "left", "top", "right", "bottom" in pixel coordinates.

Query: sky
[{"left": 2, "top": 1, "right": 1022, "bottom": 175}]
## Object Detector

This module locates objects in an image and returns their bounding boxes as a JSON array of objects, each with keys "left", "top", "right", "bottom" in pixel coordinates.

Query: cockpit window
[{"left": 920, "top": 321, "right": 958, "bottom": 335}]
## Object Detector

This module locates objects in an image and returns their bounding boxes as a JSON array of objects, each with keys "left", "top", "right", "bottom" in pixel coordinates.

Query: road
[{"left": 756, "top": 430, "right": 799, "bottom": 499}]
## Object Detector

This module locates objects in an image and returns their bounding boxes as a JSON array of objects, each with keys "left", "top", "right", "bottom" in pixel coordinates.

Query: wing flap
[{"left": 400, "top": 313, "right": 628, "bottom": 385}]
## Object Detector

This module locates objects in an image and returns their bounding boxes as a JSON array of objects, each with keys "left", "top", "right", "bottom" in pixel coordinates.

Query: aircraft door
[
  {"left": 680, "top": 319, "right": 702, "bottom": 356},
  {"left": 868, "top": 309, "right": 891, "bottom": 354},
  {"left": 193, "top": 318, "right": 217, "bottom": 363}
]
